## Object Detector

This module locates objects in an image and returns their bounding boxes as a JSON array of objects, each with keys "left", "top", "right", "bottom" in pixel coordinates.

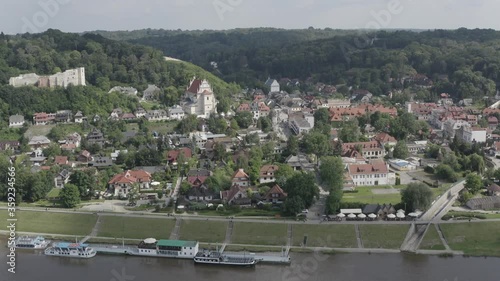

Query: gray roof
[
  {"left": 28, "top": 136, "right": 51, "bottom": 145},
  {"left": 9, "top": 114, "right": 24, "bottom": 123}
]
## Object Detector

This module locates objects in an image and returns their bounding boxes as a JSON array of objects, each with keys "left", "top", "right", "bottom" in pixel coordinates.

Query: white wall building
[
  {"left": 460, "top": 125, "right": 487, "bottom": 143},
  {"left": 10, "top": 67, "right": 86, "bottom": 88},
  {"left": 347, "top": 161, "right": 392, "bottom": 186},
  {"left": 182, "top": 77, "right": 217, "bottom": 119}
]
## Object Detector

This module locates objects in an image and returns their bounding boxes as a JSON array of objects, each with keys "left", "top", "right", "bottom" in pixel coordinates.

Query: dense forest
[
  {"left": 0, "top": 29, "right": 238, "bottom": 124},
  {"left": 96, "top": 28, "right": 500, "bottom": 98}
]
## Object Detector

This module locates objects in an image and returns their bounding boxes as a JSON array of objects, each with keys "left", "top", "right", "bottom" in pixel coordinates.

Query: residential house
[
  {"left": 78, "top": 150, "right": 92, "bottom": 163},
  {"left": 28, "top": 136, "right": 51, "bottom": 150},
  {"left": 167, "top": 148, "right": 192, "bottom": 165},
  {"left": 168, "top": 105, "right": 185, "bottom": 120},
  {"left": 259, "top": 165, "right": 279, "bottom": 184},
  {"left": 264, "top": 78, "right": 280, "bottom": 93},
  {"left": 443, "top": 119, "right": 469, "bottom": 139},
  {"left": 327, "top": 99, "right": 350, "bottom": 108},
  {"left": 134, "top": 107, "right": 147, "bottom": 118},
  {"left": 54, "top": 169, "right": 71, "bottom": 188},
  {"left": 87, "top": 128, "right": 106, "bottom": 147},
  {"left": 146, "top": 110, "right": 168, "bottom": 122},
  {"left": 187, "top": 184, "right": 215, "bottom": 202},
  {"left": 121, "top": 113, "right": 136, "bottom": 121},
  {"left": 29, "top": 148, "right": 46, "bottom": 165},
  {"left": 55, "top": 110, "right": 73, "bottom": 123},
  {"left": 231, "top": 169, "right": 251, "bottom": 187},
  {"left": 33, "top": 112, "right": 55, "bottom": 125},
  {"left": 289, "top": 112, "right": 315, "bottom": 135},
  {"left": 466, "top": 197, "right": 500, "bottom": 210},
  {"left": 89, "top": 156, "right": 113, "bottom": 169},
  {"left": 109, "top": 86, "right": 138, "bottom": 96},
  {"left": 0, "top": 141, "right": 20, "bottom": 152},
  {"left": 220, "top": 184, "right": 251, "bottom": 205},
  {"left": 342, "top": 141, "right": 385, "bottom": 160},
  {"left": 74, "top": 111, "right": 84, "bottom": 123},
  {"left": 407, "top": 141, "right": 428, "bottom": 155},
  {"left": 142, "top": 84, "right": 162, "bottom": 101},
  {"left": 187, "top": 169, "right": 211, "bottom": 187},
  {"left": 181, "top": 77, "right": 218, "bottom": 119},
  {"left": 487, "top": 184, "right": 500, "bottom": 196},
  {"left": 109, "top": 108, "right": 123, "bottom": 120},
  {"left": 60, "top": 132, "right": 81, "bottom": 151},
  {"left": 54, "top": 156, "right": 69, "bottom": 166},
  {"left": 264, "top": 184, "right": 287, "bottom": 204},
  {"left": 285, "top": 154, "right": 315, "bottom": 172},
  {"left": 9, "top": 115, "right": 25, "bottom": 128},
  {"left": 488, "top": 116, "right": 499, "bottom": 130},
  {"left": 250, "top": 101, "right": 270, "bottom": 120},
  {"left": 108, "top": 170, "right": 152, "bottom": 197},
  {"left": 347, "top": 161, "right": 391, "bottom": 186},
  {"left": 373, "top": 133, "right": 397, "bottom": 147}
]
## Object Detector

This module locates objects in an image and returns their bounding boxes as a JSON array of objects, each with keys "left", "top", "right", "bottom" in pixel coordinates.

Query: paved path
[
  {"left": 80, "top": 214, "right": 101, "bottom": 243},
  {"left": 435, "top": 224, "right": 451, "bottom": 251},
  {"left": 169, "top": 218, "right": 182, "bottom": 240},
  {"left": 354, "top": 224, "right": 364, "bottom": 248}
]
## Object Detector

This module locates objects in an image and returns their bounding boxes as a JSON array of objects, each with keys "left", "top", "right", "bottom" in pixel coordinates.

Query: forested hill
[
  {"left": 0, "top": 29, "right": 237, "bottom": 121},
  {"left": 98, "top": 28, "right": 500, "bottom": 98}
]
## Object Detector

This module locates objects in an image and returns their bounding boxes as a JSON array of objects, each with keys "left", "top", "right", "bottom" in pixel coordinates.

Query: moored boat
[
  {"left": 127, "top": 238, "right": 199, "bottom": 259},
  {"left": 194, "top": 250, "right": 260, "bottom": 266},
  {"left": 44, "top": 242, "right": 96, "bottom": 258},
  {"left": 15, "top": 236, "right": 50, "bottom": 249}
]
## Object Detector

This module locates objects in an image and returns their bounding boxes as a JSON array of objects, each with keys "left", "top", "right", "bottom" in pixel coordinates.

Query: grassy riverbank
[
  {"left": 419, "top": 225, "right": 446, "bottom": 250},
  {"left": 440, "top": 222, "right": 500, "bottom": 256},
  {"left": 358, "top": 225, "right": 409, "bottom": 249},
  {"left": 96, "top": 216, "right": 175, "bottom": 239}
]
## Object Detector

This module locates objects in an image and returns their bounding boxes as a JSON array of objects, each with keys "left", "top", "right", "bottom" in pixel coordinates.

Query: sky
[{"left": 1, "top": 0, "right": 500, "bottom": 34}]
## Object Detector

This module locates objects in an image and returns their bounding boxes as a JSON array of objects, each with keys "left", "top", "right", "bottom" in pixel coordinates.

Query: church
[{"left": 181, "top": 77, "right": 218, "bottom": 119}]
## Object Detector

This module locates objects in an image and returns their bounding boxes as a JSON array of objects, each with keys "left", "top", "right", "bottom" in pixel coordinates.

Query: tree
[
  {"left": 301, "top": 131, "right": 330, "bottom": 157},
  {"left": 234, "top": 111, "right": 253, "bottom": 128},
  {"left": 283, "top": 196, "right": 305, "bottom": 216},
  {"left": 425, "top": 144, "right": 441, "bottom": 158},
  {"left": 283, "top": 172, "right": 319, "bottom": 208},
  {"left": 435, "top": 164, "right": 458, "bottom": 182},
  {"left": 468, "top": 154, "right": 485, "bottom": 174},
  {"left": 393, "top": 141, "right": 409, "bottom": 159},
  {"left": 464, "top": 173, "right": 483, "bottom": 195},
  {"left": 69, "top": 170, "right": 96, "bottom": 199},
  {"left": 401, "top": 183, "right": 433, "bottom": 212},
  {"left": 128, "top": 183, "right": 139, "bottom": 204},
  {"left": 284, "top": 135, "right": 299, "bottom": 156},
  {"left": 59, "top": 184, "right": 81, "bottom": 208},
  {"left": 325, "top": 188, "right": 343, "bottom": 215},
  {"left": 338, "top": 119, "right": 361, "bottom": 143},
  {"left": 319, "top": 156, "right": 344, "bottom": 191},
  {"left": 314, "top": 108, "right": 330, "bottom": 125},
  {"left": 274, "top": 164, "right": 296, "bottom": 187}
]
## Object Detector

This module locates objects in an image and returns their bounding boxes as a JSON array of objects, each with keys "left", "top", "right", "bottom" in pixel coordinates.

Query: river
[{"left": 1, "top": 243, "right": 499, "bottom": 281}]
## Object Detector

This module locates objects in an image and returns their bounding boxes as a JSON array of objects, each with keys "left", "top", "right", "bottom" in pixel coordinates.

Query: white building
[
  {"left": 9, "top": 115, "right": 25, "bottom": 128},
  {"left": 347, "top": 161, "right": 391, "bottom": 186},
  {"left": 9, "top": 67, "right": 86, "bottom": 88},
  {"left": 460, "top": 125, "right": 487, "bottom": 144},
  {"left": 265, "top": 78, "right": 280, "bottom": 93},
  {"left": 146, "top": 110, "right": 168, "bottom": 122},
  {"left": 443, "top": 119, "right": 469, "bottom": 139},
  {"left": 168, "top": 105, "right": 185, "bottom": 120},
  {"left": 289, "top": 113, "right": 314, "bottom": 135},
  {"left": 182, "top": 77, "right": 217, "bottom": 119}
]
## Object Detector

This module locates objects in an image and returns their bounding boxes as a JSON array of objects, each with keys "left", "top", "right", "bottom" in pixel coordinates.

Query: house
[
  {"left": 167, "top": 148, "right": 192, "bottom": 165},
  {"left": 362, "top": 204, "right": 383, "bottom": 217},
  {"left": 187, "top": 185, "right": 215, "bottom": 202},
  {"left": 488, "top": 116, "right": 499, "bottom": 130},
  {"left": 111, "top": 150, "right": 128, "bottom": 161},
  {"left": 54, "top": 169, "right": 71, "bottom": 188},
  {"left": 458, "top": 125, "right": 487, "bottom": 144},
  {"left": 347, "top": 161, "right": 390, "bottom": 186},
  {"left": 134, "top": 107, "right": 147, "bottom": 118},
  {"left": 28, "top": 136, "right": 51, "bottom": 150},
  {"left": 142, "top": 84, "right": 162, "bottom": 101},
  {"left": 33, "top": 112, "right": 56, "bottom": 125},
  {"left": 285, "top": 154, "right": 315, "bottom": 172},
  {"left": 88, "top": 156, "right": 113, "bottom": 169},
  {"left": 220, "top": 184, "right": 251, "bottom": 205},
  {"left": 9, "top": 115, "right": 25, "bottom": 128},
  {"left": 187, "top": 169, "right": 211, "bottom": 187},
  {"left": 0, "top": 141, "right": 20, "bottom": 152},
  {"left": 168, "top": 105, "right": 185, "bottom": 120},
  {"left": 487, "top": 184, "right": 500, "bottom": 196},
  {"left": 78, "top": 150, "right": 92, "bottom": 163},
  {"left": 54, "top": 156, "right": 69, "bottom": 166},
  {"left": 264, "top": 78, "right": 280, "bottom": 93},
  {"left": 231, "top": 169, "right": 251, "bottom": 187},
  {"left": 264, "top": 184, "right": 287, "bottom": 204},
  {"left": 29, "top": 148, "right": 46, "bottom": 165},
  {"left": 146, "top": 110, "right": 168, "bottom": 122},
  {"left": 108, "top": 170, "right": 152, "bottom": 197},
  {"left": 181, "top": 77, "right": 218, "bottom": 119},
  {"left": 59, "top": 132, "right": 81, "bottom": 151},
  {"left": 121, "top": 113, "right": 136, "bottom": 121},
  {"left": 373, "top": 133, "right": 397, "bottom": 147},
  {"left": 109, "top": 108, "right": 123, "bottom": 120},
  {"left": 289, "top": 113, "right": 315, "bottom": 135},
  {"left": 259, "top": 165, "right": 279, "bottom": 184},
  {"left": 466, "top": 197, "right": 500, "bottom": 210},
  {"left": 388, "top": 159, "right": 416, "bottom": 171},
  {"left": 74, "top": 111, "right": 84, "bottom": 123},
  {"left": 55, "top": 110, "right": 73, "bottom": 123},
  {"left": 342, "top": 141, "right": 385, "bottom": 160},
  {"left": 87, "top": 128, "right": 106, "bottom": 147}
]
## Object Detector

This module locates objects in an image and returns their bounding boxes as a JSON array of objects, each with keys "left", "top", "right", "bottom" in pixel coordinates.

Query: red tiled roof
[
  {"left": 108, "top": 170, "right": 151, "bottom": 185},
  {"left": 260, "top": 165, "right": 279, "bottom": 177},
  {"left": 348, "top": 161, "right": 388, "bottom": 175},
  {"left": 55, "top": 156, "right": 68, "bottom": 165},
  {"left": 167, "top": 148, "right": 192, "bottom": 162},
  {"left": 187, "top": 79, "right": 202, "bottom": 94},
  {"left": 265, "top": 184, "right": 287, "bottom": 200},
  {"left": 232, "top": 169, "right": 249, "bottom": 180},
  {"left": 187, "top": 176, "right": 209, "bottom": 186}
]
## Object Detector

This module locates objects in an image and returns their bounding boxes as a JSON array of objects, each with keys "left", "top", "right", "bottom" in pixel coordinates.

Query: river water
[{"left": 1, "top": 244, "right": 499, "bottom": 281}]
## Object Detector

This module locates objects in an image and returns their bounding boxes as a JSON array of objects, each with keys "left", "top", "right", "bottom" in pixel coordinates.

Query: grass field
[
  {"left": 232, "top": 222, "right": 287, "bottom": 246},
  {"left": 440, "top": 222, "right": 500, "bottom": 256},
  {"left": 342, "top": 185, "right": 404, "bottom": 205},
  {"left": 24, "top": 125, "right": 55, "bottom": 138},
  {"left": 0, "top": 211, "right": 96, "bottom": 236},
  {"left": 97, "top": 216, "right": 175, "bottom": 239},
  {"left": 291, "top": 224, "right": 357, "bottom": 248},
  {"left": 0, "top": 127, "right": 23, "bottom": 141},
  {"left": 178, "top": 220, "right": 227, "bottom": 243},
  {"left": 359, "top": 224, "right": 409, "bottom": 249},
  {"left": 445, "top": 211, "right": 500, "bottom": 219},
  {"left": 419, "top": 225, "right": 446, "bottom": 250}
]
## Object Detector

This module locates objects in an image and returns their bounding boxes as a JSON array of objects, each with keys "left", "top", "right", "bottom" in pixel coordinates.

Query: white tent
[
  {"left": 408, "top": 212, "right": 418, "bottom": 218},
  {"left": 387, "top": 214, "right": 396, "bottom": 219},
  {"left": 151, "top": 181, "right": 161, "bottom": 186},
  {"left": 368, "top": 213, "right": 377, "bottom": 219},
  {"left": 358, "top": 213, "right": 367, "bottom": 219},
  {"left": 396, "top": 212, "right": 405, "bottom": 219},
  {"left": 347, "top": 213, "right": 356, "bottom": 219},
  {"left": 337, "top": 213, "right": 346, "bottom": 218},
  {"left": 397, "top": 209, "right": 405, "bottom": 214}
]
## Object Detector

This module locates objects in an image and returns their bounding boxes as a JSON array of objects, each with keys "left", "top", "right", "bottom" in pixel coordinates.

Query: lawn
[
  {"left": 440, "top": 222, "right": 500, "bottom": 256},
  {"left": 291, "top": 224, "right": 357, "bottom": 248},
  {"left": 46, "top": 188, "right": 61, "bottom": 198},
  {"left": 342, "top": 185, "right": 404, "bottom": 205},
  {"left": 24, "top": 125, "right": 55, "bottom": 138},
  {"left": 445, "top": 211, "right": 500, "bottom": 220},
  {"left": 97, "top": 216, "right": 175, "bottom": 239},
  {"left": 178, "top": 220, "right": 227, "bottom": 243},
  {"left": 358, "top": 224, "right": 409, "bottom": 249},
  {"left": 0, "top": 127, "right": 23, "bottom": 141},
  {"left": 195, "top": 208, "right": 281, "bottom": 217},
  {"left": 0, "top": 211, "right": 96, "bottom": 236},
  {"left": 231, "top": 222, "right": 287, "bottom": 246},
  {"left": 419, "top": 225, "right": 446, "bottom": 250}
]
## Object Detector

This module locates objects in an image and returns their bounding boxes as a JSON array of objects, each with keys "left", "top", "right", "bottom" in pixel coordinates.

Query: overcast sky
[{"left": 2, "top": 0, "right": 500, "bottom": 34}]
